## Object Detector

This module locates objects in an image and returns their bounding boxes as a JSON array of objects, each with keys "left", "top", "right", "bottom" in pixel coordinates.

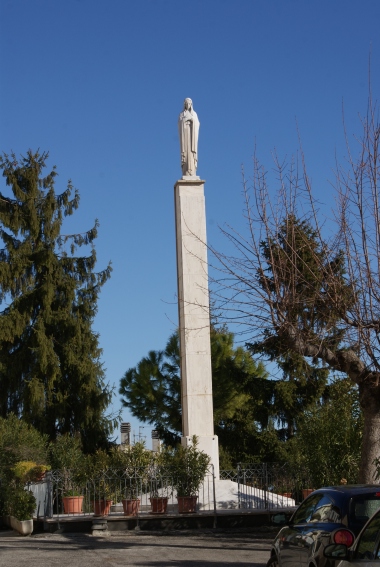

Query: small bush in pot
[
  {"left": 87, "top": 449, "right": 115, "bottom": 515},
  {"left": 148, "top": 449, "right": 173, "bottom": 514},
  {"left": 3, "top": 486, "right": 36, "bottom": 521},
  {"left": 110, "top": 442, "right": 152, "bottom": 515},
  {"left": 3, "top": 460, "right": 40, "bottom": 522},
  {"left": 165, "top": 436, "right": 210, "bottom": 513},
  {"left": 0, "top": 415, "right": 48, "bottom": 520},
  {"left": 48, "top": 434, "right": 90, "bottom": 513}
]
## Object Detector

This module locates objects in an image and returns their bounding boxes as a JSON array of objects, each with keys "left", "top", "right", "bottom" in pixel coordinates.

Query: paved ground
[{"left": 0, "top": 529, "right": 272, "bottom": 567}]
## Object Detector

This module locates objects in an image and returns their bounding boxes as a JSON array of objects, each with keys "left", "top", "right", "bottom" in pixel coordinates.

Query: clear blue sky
[{"left": 1, "top": 0, "right": 379, "bottom": 446}]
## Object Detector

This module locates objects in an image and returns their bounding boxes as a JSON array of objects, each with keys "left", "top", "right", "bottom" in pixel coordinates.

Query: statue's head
[{"left": 184, "top": 98, "right": 193, "bottom": 111}]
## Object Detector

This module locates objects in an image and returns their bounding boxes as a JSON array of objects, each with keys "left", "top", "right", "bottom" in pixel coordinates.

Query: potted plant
[
  {"left": 149, "top": 494, "right": 169, "bottom": 514},
  {"left": 111, "top": 442, "right": 152, "bottom": 516},
  {"left": 59, "top": 461, "right": 89, "bottom": 514},
  {"left": 61, "top": 472, "right": 85, "bottom": 514},
  {"left": 86, "top": 449, "right": 114, "bottom": 516},
  {"left": 49, "top": 434, "right": 89, "bottom": 514},
  {"left": 166, "top": 436, "right": 210, "bottom": 514},
  {"left": 3, "top": 465, "right": 37, "bottom": 535},
  {"left": 148, "top": 449, "right": 172, "bottom": 514},
  {"left": 0, "top": 417, "right": 49, "bottom": 534},
  {"left": 11, "top": 461, "right": 51, "bottom": 483},
  {"left": 302, "top": 488, "right": 314, "bottom": 500},
  {"left": 92, "top": 478, "right": 113, "bottom": 516},
  {"left": 3, "top": 485, "right": 36, "bottom": 535}
]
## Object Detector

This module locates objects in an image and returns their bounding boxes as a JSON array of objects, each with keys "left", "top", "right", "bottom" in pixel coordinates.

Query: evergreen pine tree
[
  {"left": 248, "top": 215, "right": 350, "bottom": 439},
  {"left": 120, "top": 327, "right": 273, "bottom": 464},
  {"left": 0, "top": 150, "right": 114, "bottom": 451}
]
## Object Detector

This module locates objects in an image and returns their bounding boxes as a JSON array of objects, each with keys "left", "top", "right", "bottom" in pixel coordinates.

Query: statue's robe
[{"left": 178, "top": 109, "right": 200, "bottom": 176}]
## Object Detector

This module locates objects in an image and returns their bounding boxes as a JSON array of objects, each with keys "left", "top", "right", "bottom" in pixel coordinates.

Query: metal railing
[
  {"left": 28, "top": 463, "right": 311, "bottom": 519},
  {"left": 29, "top": 465, "right": 216, "bottom": 519},
  {"left": 220, "top": 463, "right": 312, "bottom": 509}
]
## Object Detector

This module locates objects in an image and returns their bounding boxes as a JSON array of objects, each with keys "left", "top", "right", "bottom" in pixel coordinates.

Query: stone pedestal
[{"left": 174, "top": 178, "right": 219, "bottom": 479}]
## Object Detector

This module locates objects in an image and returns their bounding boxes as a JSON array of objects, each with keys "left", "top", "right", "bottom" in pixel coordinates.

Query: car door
[
  {"left": 340, "top": 512, "right": 380, "bottom": 566},
  {"left": 338, "top": 512, "right": 380, "bottom": 567},
  {"left": 298, "top": 493, "right": 341, "bottom": 566},
  {"left": 278, "top": 494, "right": 323, "bottom": 567}
]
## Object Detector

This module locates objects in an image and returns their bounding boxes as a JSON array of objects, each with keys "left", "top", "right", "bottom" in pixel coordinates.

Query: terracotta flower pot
[
  {"left": 150, "top": 497, "right": 168, "bottom": 514},
  {"left": 282, "top": 492, "right": 292, "bottom": 498},
  {"left": 302, "top": 488, "right": 314, "bottom": 500},
  {"left": 34, "top": 472, "right": 46, "bottom": 482},
  {"left": 177, "top": 495, "right": 197, "bottom": 514},
  {"left": 93, "top": 499, "right": 113, "bottom": 516},
  {"left": 63, "top": 496, "right": 84, "bottom": 514},
  {"left": 122, "top": 498, "right": 140, "bottom": 516}
]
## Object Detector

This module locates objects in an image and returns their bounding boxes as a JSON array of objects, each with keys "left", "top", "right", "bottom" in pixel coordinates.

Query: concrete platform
[{"left": 33, "top": 506, "right": 296, "bottom": 534}]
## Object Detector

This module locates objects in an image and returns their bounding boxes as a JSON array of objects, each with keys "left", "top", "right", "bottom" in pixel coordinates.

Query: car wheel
[{"left": 266, "top": 556, "right": 279, "bottom": 567}]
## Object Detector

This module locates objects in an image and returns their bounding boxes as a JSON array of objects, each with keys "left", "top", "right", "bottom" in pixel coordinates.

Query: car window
[
  {"left": 350, "top": 494, "right": 380, "bottom": 531},
  {"left": 309, "top": 494, "right": 341, "bottom": 523},
  {"left": 292, "top": 494, "right": 324, "bottom": 524},
  {"left": 355, "top": 513, "right": 380, "bottom": 560}
]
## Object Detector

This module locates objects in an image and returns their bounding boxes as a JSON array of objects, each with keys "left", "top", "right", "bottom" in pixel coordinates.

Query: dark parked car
[{"left": 267, "top": 485, "right": 380, "bottom": 567}]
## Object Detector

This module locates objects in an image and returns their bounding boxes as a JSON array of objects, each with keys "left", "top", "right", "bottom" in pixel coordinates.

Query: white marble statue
[{"left": 178, "top": 98, "right": 200, "bottom": 177}]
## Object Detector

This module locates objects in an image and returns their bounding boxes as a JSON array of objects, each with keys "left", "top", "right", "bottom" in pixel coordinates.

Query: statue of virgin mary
[{"left": 178, "top": 98, "right": 200, "bottom": 177}]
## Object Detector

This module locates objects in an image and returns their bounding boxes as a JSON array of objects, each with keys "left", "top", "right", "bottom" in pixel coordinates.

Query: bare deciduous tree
[{"left": 210, "top": 97, "right": 380, "bottom": 482}]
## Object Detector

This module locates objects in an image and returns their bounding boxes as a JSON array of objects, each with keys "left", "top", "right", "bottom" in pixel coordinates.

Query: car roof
[{"left": 314, "top": 485, "right": 380, "bottom": 495}]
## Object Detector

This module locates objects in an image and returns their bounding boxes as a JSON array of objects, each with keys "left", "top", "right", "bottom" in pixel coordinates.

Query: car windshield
[{"left": 349, "top": 494, "right": 380, "bottom": 533}]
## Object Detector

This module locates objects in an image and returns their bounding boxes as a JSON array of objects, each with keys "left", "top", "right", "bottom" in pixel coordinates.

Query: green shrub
[
  {"left": 3, "top": 486, "right": 36, "bottom": 521},
  {"left": 11, "top": 461, "right": 50, "bottom": 483},
  {"left": 48, "top": 434, "right": 90, "bottom": 496},
  {"left": 0, "top": 414, "right": 48, "bottom": 481},
  {"left": 112, "top": 442, "right": 153, "bottom": 500},
  {"left": 164, "top": 436, "right": 210, "bottom": 497}
]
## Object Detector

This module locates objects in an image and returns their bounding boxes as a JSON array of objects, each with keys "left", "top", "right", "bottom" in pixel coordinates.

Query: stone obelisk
[{"left": 175, "top": 98, "right": 219, "bottom": 478}]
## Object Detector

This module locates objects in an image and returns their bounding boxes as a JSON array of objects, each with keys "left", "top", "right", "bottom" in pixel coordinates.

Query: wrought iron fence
[
  {"left": 220, "top": 463, "right": 312, "bottom": 509},
  {"left": 28, "top": 463, "right": 311, "bottom": 519},
  {"left": 29, "top": 465, "right": 216, "bottom": 519}
]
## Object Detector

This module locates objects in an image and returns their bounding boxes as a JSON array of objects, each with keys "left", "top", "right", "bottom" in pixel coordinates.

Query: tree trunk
[{"left": 359, "top": 381, "right": 380, "bottom": 483}]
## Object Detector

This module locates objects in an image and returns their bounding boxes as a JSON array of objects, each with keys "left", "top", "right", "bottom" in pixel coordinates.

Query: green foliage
[
  {"left": 48, "top": 433, "right": 90, "bottom": 495},
  {"left": 86, "top": 449, "right": 115, "bottom": 500},
  {"left": 164, "top": 436, "right": 211, "bottom": 497},
  {"left": 289, "top": 378, "right": 363, "bottom": 487},
  {"left": 2, "top": 486, "right": 36, "bottom": 521},
  {"left": 271, "top": 355, "right": 329, "bottom": 439},
  {"left": 0, "top": 414, "right": 48, "bottom": 517},
  {"left": 258, "top": 215, "right": 352, "bottom": 348},
  {"left": 48, "top": 433, "right": 87, "bottom": 471},
  {"left": 218, "top": 445, "right": 234, "bottom": 470},
  {"left": 120, "top": 327, "right": 273, "bottom": 465},
  {"left": 11, "top": 461, "right": 50, "bottom": 483},
  {"left": 248, "top": 215, "right": 351, "bottom": 438},
  {"left": 114, "top": 442, "right": 153, "bottom": 499},
  {"left": 113, "top": 442, "right": 152, "bottom": 473},
  {"left": 0, "top": 414, "right": 48, "bottom": 479},
  {"left": 120, "top": 332, "right": 181, "bottom": 445},
  {"left": 0, "top": 150, "right": 115, "bottom": 451}
]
